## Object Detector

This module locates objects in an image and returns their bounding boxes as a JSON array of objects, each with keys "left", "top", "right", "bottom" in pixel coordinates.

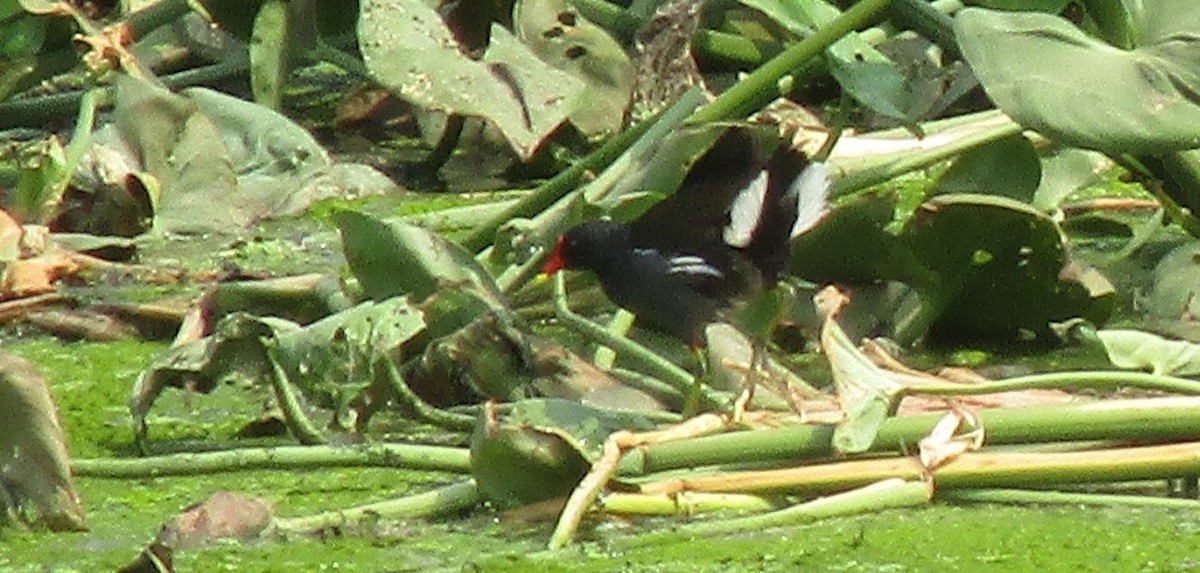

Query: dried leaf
[
  {"left": 0, "top": 352, "right": 87, "bottom": 531},
  {"left": 917, "top": 409, "right": 984, "bottom": 471},
  {"left": 155, "top": 491, "right": 273, "bottom": 550}
]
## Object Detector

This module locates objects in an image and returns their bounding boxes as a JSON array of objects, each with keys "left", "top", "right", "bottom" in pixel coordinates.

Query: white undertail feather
[
  {"left": 722, "top": 171, "right": 769, "bottom": 248},
  {"left": 789, "top": 161, "right": 831, "bottom": 238}
]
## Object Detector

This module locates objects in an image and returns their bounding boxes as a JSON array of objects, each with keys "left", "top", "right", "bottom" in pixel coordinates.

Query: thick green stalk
[
  {"left": 618, "top": 396, "right": 1200, "bottom": 476},
  {"left": 614, "top": 479, "right": 930, "bottom": 548},
  {"left": 828, "top": 109, "right": 1024, "bottom": 197},
  {"left": 459, "top": 115, "right": 655, "bottom": 253},
  {"left": 551, "top": 273, "right": 726, "bottom": 410},
  {"left": 637, "top": 441, "right": 1200, "bottom": 496},
  {"left": 904, "top": 371, "right": 1200, "bottom": 396},
  {"left": 384, "top": 359, "right": 477, "bottom": 431},
  {"left": 72, "top": 443, "right": 472, "bottom": 477},
  {"left": 268, "top": 351, "right": 328, "bottom": 445},
  {"left": 599, "top": 491, "right": 777, "bottom": 516}
]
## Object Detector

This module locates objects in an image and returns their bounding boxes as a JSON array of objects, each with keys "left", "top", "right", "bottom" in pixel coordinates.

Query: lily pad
[
  {"left": 788, "top": 190, "right": 928, "bottom": 285},
  {"left": 358, "top": 0, "right": 586, "bottom": 159},
  {"left": 514, "top": 0, "right": 634, "bottom": 136},
  {"left": 332, "top": 210, "right": 508, "bottom": 313},
  {"left": 956, "top": 4, "right": 1200, "bottom": 153},
  {"left": 930, "top": 134, "right": 1041, "bottom": 203},
  {"left": 901, "top": 193, "right": 1112, "bottom": 339},
  {"left": 744, "top": 0, "right": 913, "bottom": 127},
  {"left": 1096, "top": 329, "right": 1200, "bottom": 376},
  {"left": 469, "top": 398, "right": 657, "bottom": 507}
]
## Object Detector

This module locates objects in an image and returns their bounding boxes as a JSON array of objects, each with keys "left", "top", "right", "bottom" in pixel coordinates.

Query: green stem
[
  {"left": 459, "top": 114, "right": 654, "bottom": 253},
  {"left": 688, "top": 0, "right": 894, "bottom": 124},
  {"left": 904, "top": 370, "right": 1200, "bottom": 397},
  {"left": 273, "top": 480, "right": 481, "bottom": 535},
  {"left": 593, "top": 309, "right": 635, "bottom": 369},
  {"left": 267, "top": 351, "right": 328, "bottom": 445},
  {"left": 613, "top": 479, "right": 930, "bottom": 548},
  {"left": 463, "top": 88, "right": 705, "bottom": 255},
  {"left": 570, "top": 0, "right": 640, "bottom": 42},
  {"left": 610, "top": 367, "right": 686, "bottom": 407},
  {"left": 417, "top": 113, "right": 466, "bottom": 184},
  {"left": 619, "top": 396, "right": 1200, "bottom": 476},
  {"left": 383, "top": 359, "right": 477, "bottom": 432},
  {"left": 599, "top": 491, "right": 778, "bottom": 516},
  {"left": 551, "top": 273, "right": 725, "bottom": 410},
  {"left": 637, "top": 441, "right": 1200, "bottom": 496},
  {"left": 888, "top": 0, "right": 961, "bottom": 59},
  {"left": 72, "top": 443, "right": 472, "bottom": 477},
  {"left": 828, "top": 109, "right": 1024, "bottom": 198}
]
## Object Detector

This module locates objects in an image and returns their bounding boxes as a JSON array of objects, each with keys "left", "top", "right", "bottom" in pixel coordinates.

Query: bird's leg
[{"left": 731, "top": 340, "right": 767, "bottom": 423}]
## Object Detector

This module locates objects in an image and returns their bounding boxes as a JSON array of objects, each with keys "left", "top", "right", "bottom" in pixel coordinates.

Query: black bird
[{"left": 541, "top": 127, "right": 831, "bottom": 347}]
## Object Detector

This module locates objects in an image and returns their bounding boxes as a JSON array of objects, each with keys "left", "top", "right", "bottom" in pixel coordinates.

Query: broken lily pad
[{"left": 470, "top": 399, "right": 658, "bottom": 507}]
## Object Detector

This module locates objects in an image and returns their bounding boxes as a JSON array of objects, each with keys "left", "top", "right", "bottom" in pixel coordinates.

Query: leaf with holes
[
  {"left": 514, "top": 0, "right": 634, "bottom": 136},
  {"left": 358, "top": 0, "right": 586, "bottom": 158}
]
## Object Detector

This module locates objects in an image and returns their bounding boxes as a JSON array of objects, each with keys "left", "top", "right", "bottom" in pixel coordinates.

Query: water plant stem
[
  {"left": 72, "top": 443, "right": 472, "bottom": 477},
  {"left": 615, "top": 479, "right": 931, "bottom": 548},
  {"left": 550, "top": 273, "right": 724, "bottom": 410},
  {"left": 273, "top": 480, "right": 481, "bottom": 535}
]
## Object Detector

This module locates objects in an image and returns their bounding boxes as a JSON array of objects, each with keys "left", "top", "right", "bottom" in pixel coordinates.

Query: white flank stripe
[{"left": 669, "top": 258, "right": 724, "bottom": 278}]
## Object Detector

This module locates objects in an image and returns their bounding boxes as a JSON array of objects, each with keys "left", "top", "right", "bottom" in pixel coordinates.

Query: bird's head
[{"left": 541, "top": 220, "right": 629, "bottom": 275}]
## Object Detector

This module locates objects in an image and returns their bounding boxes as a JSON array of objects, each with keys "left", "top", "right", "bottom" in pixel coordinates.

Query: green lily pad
[
  {"left": 788, "top": 191, "right": 929, "bottom": 285},
  {"left": 955, "top": 4, "right": 1200, "bottom": 153},
  {"left": 931, "top": 134, "right": 1041, "bottom": 203},
  {"left": 1096, "top": 328, "right": 1200, "bottom": 376},
  {"left": 901, "top": 193, "right": 1112, "bottom": 339},
  {"left": 1146, "top": 241, "right": 1200, "bottom": 321},
  {"left": 272, "top": 297, "right": 427, "bottom": 414},
  {"left": 332, "top": 210, "right": 507, "bottom": 312},
  {"left": 1030, "top": 147, "right": 1110, "bottom": 211},
  {"left": 744, "top": 0, "right": 913, "bottom": 127}
]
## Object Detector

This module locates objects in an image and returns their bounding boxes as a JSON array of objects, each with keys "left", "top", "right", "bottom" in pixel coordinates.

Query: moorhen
[{"left": 541, "top": 127, "right": 831, "bottom": 348}]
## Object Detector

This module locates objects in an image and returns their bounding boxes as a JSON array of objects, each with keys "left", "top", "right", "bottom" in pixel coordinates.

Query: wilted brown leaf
[
  {"left": 155, "top": 491, "right": 273, "bottom": 550},
  {"left": 0, "top": 351, "right": 88, "bottom": 531}
]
